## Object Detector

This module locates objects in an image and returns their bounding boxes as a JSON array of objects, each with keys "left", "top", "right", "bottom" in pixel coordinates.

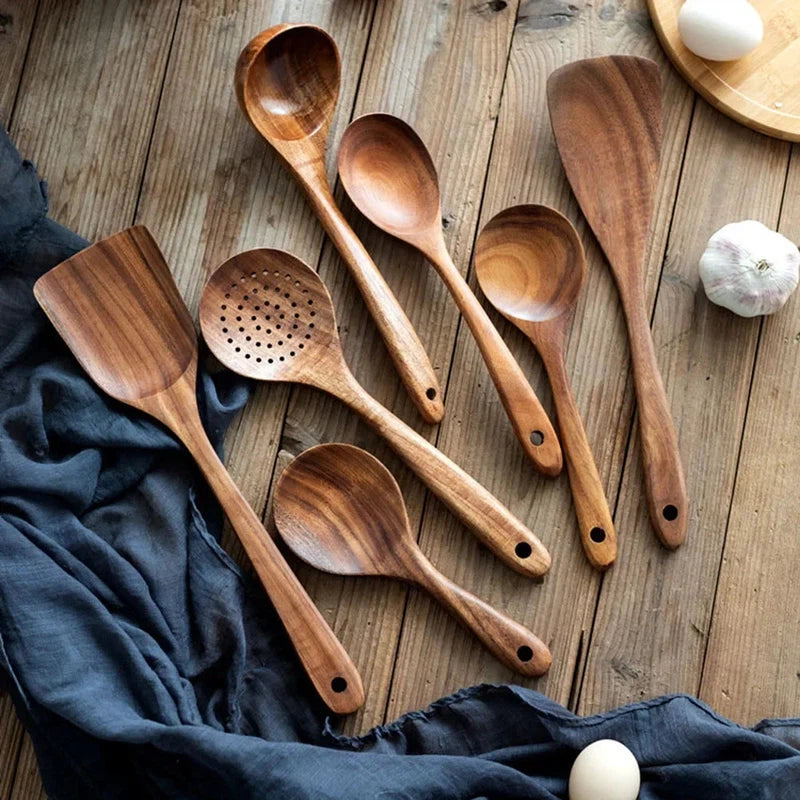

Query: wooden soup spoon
[
  {"left": 273, "top": 444, "right": 552, "bottom": 676},
  {"left": 475, "top": 206, "right": 617, "bottom": 571},
  {"left": 235, "top": 24, "right": 443, "bottom": 425},
  {"left": 337, "top": 113, "right": 562, "bottom": 477},
  {"left": 198, "top": 248, "right": 550, "bottom": 578},
  {"left": 547, "top": 56, "right": 688, "bottom": 549},
  {"left": 33, "top": 227, "right": 364, "bottom": 715}
]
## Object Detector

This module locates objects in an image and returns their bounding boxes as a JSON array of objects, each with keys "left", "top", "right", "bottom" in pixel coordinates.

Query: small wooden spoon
[
  {"left": 235, "top": 24, "right": 443, "bottom": 424},
  {"left": 33, "top": 227, "right": 364, "bottom": 715},
  {"left": 475, "top": 205, "right": 617, "bottom": 571},
  {"left": 337, "top": 113, "right": 562, "bottom": 477},
  {"left": 199, "top": 248, "right": 550, "bottom": 578},
  {"left": 274, "top": 444, "right": 552, "bottom": 677},
  {"left": 548, "top": 56, "right": 688, "bottom": 549}
]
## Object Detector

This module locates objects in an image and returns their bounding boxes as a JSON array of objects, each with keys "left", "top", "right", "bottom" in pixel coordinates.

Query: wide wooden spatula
[
  {"left": 547, "top": 55, "right": 688, "bottom": 549},
  {"left": 33, "top": 226, "right": 364, "bottom": 715}
]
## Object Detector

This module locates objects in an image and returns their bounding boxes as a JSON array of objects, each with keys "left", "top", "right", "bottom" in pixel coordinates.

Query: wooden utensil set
[{"left": 33, "top": 23, "right": 687, "bottom": 715}]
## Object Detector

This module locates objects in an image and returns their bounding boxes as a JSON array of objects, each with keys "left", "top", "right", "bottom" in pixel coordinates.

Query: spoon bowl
[
  {"left": 236, "top": 24, "right": 340, "bottom": 144},
  {"left": 475, "top": 205, "right": 585, "bottom": 324},
  {"left": 274, "top": 444, "right": 552, "bottom": 676},
  {"left": 338, "top": 113, "right": 441, "bottom": 238}
]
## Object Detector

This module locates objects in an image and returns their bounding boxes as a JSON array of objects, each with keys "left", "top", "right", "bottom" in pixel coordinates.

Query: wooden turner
[
  {"left": 547, "top": 56, "right": 688, "bottom": 549},
  {"left": 273, "top": 444, "right": 551, "bottom": 676},
  {"left": 33, "top": 227, "right": 364, "bottom": 715},
  {"left": 198, "top": 248, "right": 551, "bottom": 578}
]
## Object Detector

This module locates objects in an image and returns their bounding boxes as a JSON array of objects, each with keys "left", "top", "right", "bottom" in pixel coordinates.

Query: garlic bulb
[
  {"left": 678, "top": 0, "right": 763, "bottom": 62},
  {"left": 700, "top": 221, "right": 800, "bottom": 317}
]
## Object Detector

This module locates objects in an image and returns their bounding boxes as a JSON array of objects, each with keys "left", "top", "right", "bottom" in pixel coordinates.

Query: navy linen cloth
[{"left": 1, "top": 126, "right": 798, "bottom": 799}]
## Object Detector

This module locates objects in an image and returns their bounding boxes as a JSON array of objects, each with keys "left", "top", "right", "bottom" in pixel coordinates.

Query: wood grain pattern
[
  {"left": 200, "top": 248, "right": 551, "bottom": 577},
  {"left": 699, "top": 158, "right": 800, "bottom": 724},
  {"left": 0, "top": 0, "right": 39, "bottom": 124},
  {"left": 33, "top": 227, "right": 364, "bottom": 715},
  {"left": 274, "top": 444, "right": 551, "bottom": 676},
  {"left": 475, "top": 205, "right": 617, "bottom": 570},
  {"left": 548, "top": 56, "right": 688, "bottom": 549},
  {"left": 649, "top": 0, "right": 800, "bottom": 141},
  {"left": 235, "top": 24, "right": 443, "bottom": 423},
  {"left": 339, "top": 112, "right": 563, "bottom": 476}
]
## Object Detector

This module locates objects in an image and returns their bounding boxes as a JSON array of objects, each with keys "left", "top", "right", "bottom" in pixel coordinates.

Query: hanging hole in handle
[
  {"left": 662, "top": 504, "right": 679, "bottom": 522},
  {"left": 529, "top": 430, "right": 544, "bottom": 446},
  {"left": 331, "top": 677, "right": 348, "bottom": 693},
  {"left": 515, "top": 542, "right": 532, "bottom": 559},
  {"left": 590, "top": 527, "right": 606, "bottom": 543},
  {"left": 517, "top": 646, "right": 533, "bottom": 662},
  {"left": 426, "top": 387, "right": 437, "bottom": 400}
]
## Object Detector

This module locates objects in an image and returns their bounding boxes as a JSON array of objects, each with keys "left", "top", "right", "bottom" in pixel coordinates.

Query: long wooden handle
[
  {"left": 427, "top": 239, "right": 562, "bottom": 476},
  {"left": 410, "top": 550, "right": 551, "bottom": 676},
  {"left": 173, "top": 402, "right": 364, "bottom": 713},
  {"left": 624, "top": 295, "right": 688, "bottom": 548},
  {"left": 538, "top": 336, "right": 617, "bottom": 570},
  {"left": 338, "top": 373, "right": 551, "bottom": 577},
  {"left": 298, "top": 167, "right": 444, "bottom": 425}
]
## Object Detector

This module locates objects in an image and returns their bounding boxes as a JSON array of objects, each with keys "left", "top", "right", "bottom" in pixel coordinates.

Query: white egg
[
  {"left": 568, "top": 739, "right": 640, "bottom": 800},
  {"left": 678, "top": 0, "right": 764, "bottom": 61}
]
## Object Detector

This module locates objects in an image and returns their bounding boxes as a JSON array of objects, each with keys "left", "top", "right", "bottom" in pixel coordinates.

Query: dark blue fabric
[{"left": 0, "top": 125, "right": 798, "bottom": 799}]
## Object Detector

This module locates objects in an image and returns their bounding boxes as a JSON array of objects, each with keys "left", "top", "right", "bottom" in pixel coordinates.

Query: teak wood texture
[
  {"left": 199, "top": 248, "right": 551, "bottom": 577},
  {"left": 33, "top": 226, "right": 364, "bottom": 716},
  {"left": 4, "top": 0, "right": 800, "bottom": 794},
  {"left": 475, "top": 205, "right": 617, "bottom": 571},
  {"left": 649, "top": 0, "right": 800, "bottom": 142},
  {"left": 235, "top": 23, "right": 443, "bottom": 423},
  {"left": 273, "top": 444, "right": 552, "bottom": 676},
  {"left": 338, "top": 113, "right": 563, "bottom": 476},
  {"left": 548, "top": 56, "right": 688, "bottom": 550}
]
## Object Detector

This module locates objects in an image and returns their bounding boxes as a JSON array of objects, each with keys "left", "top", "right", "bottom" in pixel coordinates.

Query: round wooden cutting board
[{"left": 648, "top": 0, "right": 800, "bottom": 141}]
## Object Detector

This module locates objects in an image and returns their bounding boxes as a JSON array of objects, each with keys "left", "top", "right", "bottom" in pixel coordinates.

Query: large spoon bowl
[
  {"left": 475, "top": 206, "right": 617, "bottom": 571},
  {"left": 337, "top": 113, "right": 441, "bottom": 240},
  {"left": 475, "top": 205, "right": 585, "bottom": 324}
]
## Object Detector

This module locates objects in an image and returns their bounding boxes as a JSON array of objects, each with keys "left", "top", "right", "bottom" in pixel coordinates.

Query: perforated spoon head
[
  {"left": 475, "top": 205, "right": 586, "bottom": 328},
  {"left": 274, "top": 443, "right": 415, "bottom": 581},
  {"left": 235, "top": 23, "right": 341, "bottom": 149},
  {"left": 199, "top": 249, "right": 345, "bottom": 387},
  {"left": 337, "top": 113, "right": 442, "bottom": 243}
]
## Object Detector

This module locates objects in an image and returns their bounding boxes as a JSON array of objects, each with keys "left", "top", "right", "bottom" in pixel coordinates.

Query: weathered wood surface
[{"left": 2, "top": 0, "right": 798, "bottom": 794}]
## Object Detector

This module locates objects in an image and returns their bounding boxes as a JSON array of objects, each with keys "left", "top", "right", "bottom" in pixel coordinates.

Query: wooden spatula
[
  {"left": 547, "top": 55, "right": 688, "bottom": 549},
  {"left": 33, "top": 226, "right": 364, "bottom": 714}
]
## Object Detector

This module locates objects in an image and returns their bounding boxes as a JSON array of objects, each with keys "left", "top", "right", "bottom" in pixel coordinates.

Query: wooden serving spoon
[
  {"left": 547, "top": 56, "right": 688, "bottom": 549},
  {"left": 235, "top": 24, "right": 443, "bottom": 425},
  {"left": 273, "top": 444, "right": 552, "bottom": 676},
  {"left": 33, "top": 227, "right": 364, "bottom": 715},
  {"left": 475, "top": 205, "right": 617, "bottom": 571},
  {"left": 337, "top": 113, "right": 563, "bottom": 477},
  {"left": 198, "top": 248, "right": 550, "bottom": 578}
]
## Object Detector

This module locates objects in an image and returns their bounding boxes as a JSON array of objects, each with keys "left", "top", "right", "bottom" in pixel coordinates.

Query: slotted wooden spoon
[
  {"left": 475, "top": 205, "right": 617, "bottom": 571},
  {"left": 274, "top": 444, "right": 552, "bottom": 676},
  {"left": 198, "top": 248, "right": 550, "bottom": 578},
  {"left": 337, "top": 113, "right": 563, "bottom": 477},
  {"left": 547, "top": 56, "right": 688, "bottom": 549},
  {"left": 236, "top": 24, "right": 443, "bottom": 424},
  {"left": 33, "top": 227, "right": 364, "bottom": 715}
]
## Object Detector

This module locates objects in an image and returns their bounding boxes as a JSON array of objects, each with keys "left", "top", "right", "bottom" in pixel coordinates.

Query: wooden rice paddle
[
  {"left": 547, "top": 56, "right": 688, "bottom": 549},
  {"left": 33, "top": 227, "right": 365, "bottom": 714},
  {"left": 235, "top": 24, "right": 443, "bottom": 424},
  {"left": 198, "top": 248, "right": 551, "bottom": 578},
  {"left": 273, "top": 444, "right": 551, "bottom": 676}
]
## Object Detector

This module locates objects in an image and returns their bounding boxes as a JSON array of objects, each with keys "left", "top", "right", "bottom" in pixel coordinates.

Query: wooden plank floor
[{"left": 1, "top": 0, "right": 798, "bottom": 794}]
